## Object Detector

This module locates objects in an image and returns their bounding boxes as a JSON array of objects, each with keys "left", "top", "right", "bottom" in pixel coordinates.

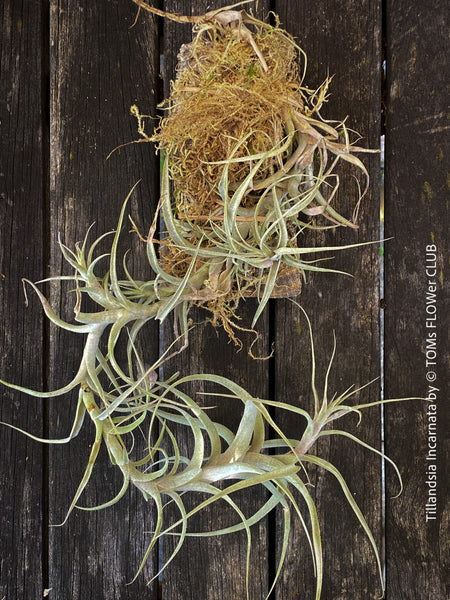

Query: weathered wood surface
[
  {"left": 0, "top": 1, "right": 447, "bottom": 599},
  {"left": 0, "top": 1, "right": 45, "bottom": 599},
  {"left": 161, "top": 3, "right": 271, "bottom": 598},
  {"left": 384, "top": 2, "right": 449, "bottom": 599},
  {"left": 273, "top": 2, "right": 383, "bottom": 598},
  {"left": 46, "top": 1, "right": 160, "bottom": 598}
]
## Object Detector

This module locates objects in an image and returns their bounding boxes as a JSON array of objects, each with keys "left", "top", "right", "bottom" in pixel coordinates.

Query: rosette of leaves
[
  {"left": 0, "top": 2, "right": 421, "bottom": 599},
  {"left": 0, "top": 208, "right": 420, "bottom": 599},
  {"left": 131, "top": 0, "right": 377, "bottom": 334}
]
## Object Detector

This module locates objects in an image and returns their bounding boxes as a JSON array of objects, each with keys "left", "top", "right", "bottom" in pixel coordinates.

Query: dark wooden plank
[
  {"left": 384, "top": 3, "right": 448, "bottom": 598},
  {"left": 48, "top": 1, "right": 160, "bottom": 597},
  {"left": 273, "top": 1, "right": 383, "bottom": 598},
  {"left": 0, "top": 1, "right": 45, "bottom": 598},
  {"left": 160, "top": 1, "right": 271, "bottom": 598}
]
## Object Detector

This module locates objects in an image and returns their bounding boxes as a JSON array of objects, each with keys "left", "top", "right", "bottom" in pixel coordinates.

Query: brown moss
[
  {"left": 152, "top": 18, "right": 309, "bottom": 220},
  {"left": 133, "top": 4, "right": 373, "bottom": 341}
]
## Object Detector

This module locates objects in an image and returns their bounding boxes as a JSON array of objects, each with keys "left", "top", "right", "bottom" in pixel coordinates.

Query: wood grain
[
  {"left": 160, "top": 1, "right": 271, "bottom": 599},
  {"left": 384, "top": 2, "right": 448, "bottom": 598},
  {"left": 0, "top": 0, "right": 447, "bottom": 598},
  {"left": 47, "top": 1, "right": 160, "bottom": 597},
  {"left": 273, "top": 1, "right": 383, "bottom": 598},
  {"left": 0, "top": 1, "right": 46, "bottom": 597}
]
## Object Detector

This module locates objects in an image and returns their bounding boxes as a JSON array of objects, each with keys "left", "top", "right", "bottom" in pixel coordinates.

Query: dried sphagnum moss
[
  {"left": 132, "top": 1, "right": 376, "bottom": 333},
  {"left": 0, "top": 3, "right": 422, "bottom": 600},
  {"left": 154, "top": 16, "right": 305, "bottom": 219}
]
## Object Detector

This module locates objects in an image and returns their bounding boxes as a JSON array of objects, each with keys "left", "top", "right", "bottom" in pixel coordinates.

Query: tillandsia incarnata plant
[
  {"left": 130, "top": 0, "right": 378, "bottom": 340},
  {"left": 0, "top": 2, "right": 422, "bottom": 599}
]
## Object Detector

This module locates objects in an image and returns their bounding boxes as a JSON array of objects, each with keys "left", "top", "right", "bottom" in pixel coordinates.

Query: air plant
[
  {"left": 0, "top": 2, "right": 422, "bottom": 599},
  {"left": 0, "top": 196, "right": 421, "bottom": 599},
  {"left": 131, "top": 0, "right": 377, "bottom": 336}
]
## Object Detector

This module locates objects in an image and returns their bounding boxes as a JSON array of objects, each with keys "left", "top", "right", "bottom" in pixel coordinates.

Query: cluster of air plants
[
  {"left": 1, "top": 2, "right": 421, "bottom": 599},
  {"left": 1, "top": 214, "right": 411, "bottom": 599},
  {"left": 131, "top": 0, "right": 375, "bottom": 337}
]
